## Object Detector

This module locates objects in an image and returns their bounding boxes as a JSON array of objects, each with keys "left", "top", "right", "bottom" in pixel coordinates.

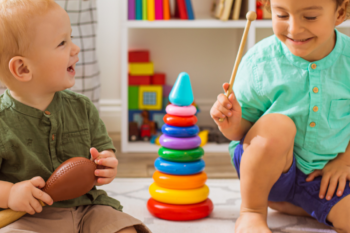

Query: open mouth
[{"left": 67, "top": 65, "right": 75, "bottom": 72}]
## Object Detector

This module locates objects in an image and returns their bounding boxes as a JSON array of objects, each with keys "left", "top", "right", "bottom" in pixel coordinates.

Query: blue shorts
[{"left": 233, "top": 136, "right": 350, "bottom": 226}]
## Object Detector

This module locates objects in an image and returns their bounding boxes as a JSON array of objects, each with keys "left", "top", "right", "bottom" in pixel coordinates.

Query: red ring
[
  {"left": 147, "top": 198, "right": 214, "bottom": 221},
  {"left": 163, "top": 114, "right": 198, "bottom": 127}
]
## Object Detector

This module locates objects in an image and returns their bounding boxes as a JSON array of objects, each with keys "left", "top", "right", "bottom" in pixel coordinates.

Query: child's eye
[
  {"left": 305, "top": 17, "right": 317, "bottom": 20},
  {"left": 58, "top": 41, "right": 66, "bottom": 47},
  {"left": 277, "top": 15, "right": 288, "bottom": 18}
]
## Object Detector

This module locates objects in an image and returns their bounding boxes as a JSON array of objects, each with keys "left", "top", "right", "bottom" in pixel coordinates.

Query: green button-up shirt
[
  {"left": 0, "top": 89, "right": 121, "bottom": 211},
  {"left": 229, "top": 29, "right": 350, "bottom": 174}
]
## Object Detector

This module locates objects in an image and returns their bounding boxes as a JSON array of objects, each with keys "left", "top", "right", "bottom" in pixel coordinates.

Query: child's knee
[
  {"left": 248, "top": 135, "right": 290, "bottom": 159},
  {"left": 259, "top": 113, "right": 297, "bottom": 137}
]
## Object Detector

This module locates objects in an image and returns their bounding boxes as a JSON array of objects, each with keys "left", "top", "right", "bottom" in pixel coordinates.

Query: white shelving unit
[{"left": 120, "top": 0, "right": 350, "bottom": 153}]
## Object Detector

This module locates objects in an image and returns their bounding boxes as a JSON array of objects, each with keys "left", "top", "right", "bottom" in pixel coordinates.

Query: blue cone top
[{"left": 169, "top": 72, "right": 194, "bottom": 107}]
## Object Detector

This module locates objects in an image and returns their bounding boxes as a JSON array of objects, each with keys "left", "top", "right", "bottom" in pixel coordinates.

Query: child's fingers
[
  {"left": 228, "top": 92, "right": 241, "bottom": 113},
  {"left": 95, "top": 157, "right": 118, "bottom": 168},
  {"left": 217, "top": 93, "right": 232, "bottom": 109},
  {"left": 25, "top": 203, "right": 36, "bottom": 215},
  {"left": 222, "top": 83, "right": 230, "bottom": 93},
  {"left": 210, "top": 106, "right": 229, "bottom": 124},
  {"left": 336, "top": 175, "right": 347, "bottom": 197},
  {"left": 90, "top": 147, "right": 100, "bottom": 161},
  {"left": 96, "top": 177, "right": 113, "bottom": 186},
  {"left": 306, "top": 170, "right": 322, "bottom": 182},
  {"left": 325, "top": 176, "right": 339, "bottom": 200},
  {"left": 319, "top": 174, "right": 331, "bottom": 199},
  {"left": 33, "top": 187, "right": 53, "bottom": 205},
  {"left": 30, "top": 176, "right": 46, "bottom": 189},
  {"left": 95, "top": 168, "right": 116, "bottom": 178},
  {"left": 29, "top": 197, "right": 43, "bottom": 214}
]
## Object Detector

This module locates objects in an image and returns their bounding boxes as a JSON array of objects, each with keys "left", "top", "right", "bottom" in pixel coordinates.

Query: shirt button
[
  {"left": 311, "top": 63, "right": 317, "bottom": 69},
  {"left": 313, "top": 87, "right": 319, "bottom": 93},
  {"left": 45, "top": 111, "right": 51, "bottom": 115},
  {"left": 313, "top": 106, "right": 319, "bottom": 112},
  {"left": 52, "top": 134, "right": 55, "bottom": 141},
  {"left": 310, "top": 122, "right": 316, "bottom": 127}
]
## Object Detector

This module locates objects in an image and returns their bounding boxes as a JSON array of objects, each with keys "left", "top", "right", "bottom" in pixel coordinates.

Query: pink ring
[{"left": 166, "top": 104, "right": 197, "bottom": 117}]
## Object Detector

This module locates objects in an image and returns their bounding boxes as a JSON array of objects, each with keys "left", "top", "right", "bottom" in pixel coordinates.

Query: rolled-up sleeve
[{"left": 233, "top": 56, "right": 271, "bottom": 123}]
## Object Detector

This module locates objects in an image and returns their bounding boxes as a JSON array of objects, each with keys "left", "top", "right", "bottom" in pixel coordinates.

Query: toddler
[
  {"left": 210, "top": 0, "right": 350, "bottom": 232},
  {"left": 0, "top": 0, "right": 150, "bottom": 232}
]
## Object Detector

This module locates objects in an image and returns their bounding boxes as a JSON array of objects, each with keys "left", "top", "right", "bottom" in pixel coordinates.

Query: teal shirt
[{"left": 229, "top": 29, "right": 350, "bottom": 174}]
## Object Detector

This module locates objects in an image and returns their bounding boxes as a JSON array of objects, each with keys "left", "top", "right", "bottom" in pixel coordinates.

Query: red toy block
[
  {"left": 129, "top": 74, "right": 151, "bottom": 85},
  {"left": 151, "top": 73, "right": 166, "bottom": 85},
  {"left": 129, "top": 50, "right": 150, "bottom": 63}
]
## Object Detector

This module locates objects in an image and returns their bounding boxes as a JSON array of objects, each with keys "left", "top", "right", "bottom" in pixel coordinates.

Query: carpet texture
[{"left": 100, "top": 178, "right": 335, "bottom": 233}]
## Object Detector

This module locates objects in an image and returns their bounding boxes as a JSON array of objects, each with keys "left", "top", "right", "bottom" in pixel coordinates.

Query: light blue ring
[{"left": 154, "top": 157, "right": 205, "bottom": 175}]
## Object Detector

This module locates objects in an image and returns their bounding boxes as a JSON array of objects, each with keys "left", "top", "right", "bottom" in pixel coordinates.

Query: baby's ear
[{"left": 8, "top": 56, "right": 32, "bottom": 82}]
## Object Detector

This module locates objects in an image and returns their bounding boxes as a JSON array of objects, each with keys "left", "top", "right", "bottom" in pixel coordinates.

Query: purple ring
[{"left": 159, "top": 135, "right": 201, "bottom": 150}]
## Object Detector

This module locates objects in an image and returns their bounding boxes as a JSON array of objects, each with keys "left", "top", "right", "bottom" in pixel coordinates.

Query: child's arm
[
  {"left": 0, "top": 177, "right": 53, "bottom": 214},
  {"left": 0, "top": 181, "right": 14, "bottom": 209},
  {"left": 210, "top": 83, "right": 253, "bottom": 141},
  {"left": 306, "top": 141, "right": 350, "bottom": 200}
]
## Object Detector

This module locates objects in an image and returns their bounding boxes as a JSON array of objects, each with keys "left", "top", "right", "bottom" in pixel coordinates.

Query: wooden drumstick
[{"left": 219, "top": 11, "right": 257, "bottom": 122}]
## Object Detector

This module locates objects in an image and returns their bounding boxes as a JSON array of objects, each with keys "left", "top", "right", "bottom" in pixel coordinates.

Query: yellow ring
[
  {"left": 153, "top": 171, "right": 207, "bottom": 190},
  {"left": 149, "top": 182, "right": 209, "bottom": 205}
]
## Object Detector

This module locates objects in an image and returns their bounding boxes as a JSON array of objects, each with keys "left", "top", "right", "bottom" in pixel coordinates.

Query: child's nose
[
  {"left": 288, "top": 17, "right": 304, "bottom": 35},
  {"left": 71, "top": 43, "right": 81, "bottom": 56}
]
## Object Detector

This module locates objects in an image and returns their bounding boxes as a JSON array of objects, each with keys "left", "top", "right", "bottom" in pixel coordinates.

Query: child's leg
[
  {"left": 327, "top": 195, "right": 350, "bottom": 232},
  {"left": 236, "top": 113, "right": 296, "bottom": 232},
  {"left": 116, "top": 226, "right": 137, "bottom": 233},
  {"left": 268, "top": 201, "right": 310, "bottom": 217}
]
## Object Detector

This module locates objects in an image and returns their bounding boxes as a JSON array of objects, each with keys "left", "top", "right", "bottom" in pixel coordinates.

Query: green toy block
[{"left": 128, "top": 86, "right": 139, "bottom": 110}]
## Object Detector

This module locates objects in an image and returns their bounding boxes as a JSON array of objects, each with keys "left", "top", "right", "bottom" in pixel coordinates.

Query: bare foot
[
  {"left": 235, "top": 212, "right": 271, "bottom": 233},
  {"left": 268, "top": 201, "right": 310, "bottom": 217}
]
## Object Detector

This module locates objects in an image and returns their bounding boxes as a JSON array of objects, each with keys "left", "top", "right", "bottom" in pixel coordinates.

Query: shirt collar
[
  {"left": 279, "top": 29, "right": 343, "bottom": 70},
  {"left": 3, "top": 89, "right": 62, "bottom": 119}
]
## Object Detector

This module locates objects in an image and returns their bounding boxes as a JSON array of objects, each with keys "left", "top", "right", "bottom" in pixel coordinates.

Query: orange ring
[{"left": 153, "top": 171, "right": 207, "bottom": 190}]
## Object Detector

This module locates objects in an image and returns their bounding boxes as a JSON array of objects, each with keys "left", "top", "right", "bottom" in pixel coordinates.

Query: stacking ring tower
[{"left": 147, "top": 72, "right": 214, "bottom": 221}]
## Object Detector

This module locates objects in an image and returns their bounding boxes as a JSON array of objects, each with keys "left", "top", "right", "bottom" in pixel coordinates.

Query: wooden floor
[{"left": 110, "top": 133, "right": 238, "bottom": 179}]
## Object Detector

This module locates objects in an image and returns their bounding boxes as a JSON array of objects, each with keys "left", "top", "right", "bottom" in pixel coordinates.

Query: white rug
[{"left": 101, "top": 179, "right": 335, "bottom": 233}]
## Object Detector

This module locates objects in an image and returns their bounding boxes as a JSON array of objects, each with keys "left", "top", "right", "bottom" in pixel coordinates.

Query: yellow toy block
[
  {"left": 129, "top": 62, "right": 154, "bottom": 75},
  {"left": 139, "top": 85, "right": 163, "bottom": 110}
]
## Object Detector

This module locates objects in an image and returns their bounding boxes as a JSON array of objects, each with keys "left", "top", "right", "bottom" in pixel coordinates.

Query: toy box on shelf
[{"left": 128, "top": 49, "right": 171, "bottom": 142}]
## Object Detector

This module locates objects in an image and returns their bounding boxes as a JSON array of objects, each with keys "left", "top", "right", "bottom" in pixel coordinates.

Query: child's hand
[
  {"left": 90, "top": 148, "right": 118, "bottom": 186},
  {"left": 306, "top": 158, "right": 350, "bottom": 201},
  {"left": 7, "top": 177, "right": 53, "bottom": 215},
  {"left": 210, "top": 83, "right": 242, "bottom": 133}
]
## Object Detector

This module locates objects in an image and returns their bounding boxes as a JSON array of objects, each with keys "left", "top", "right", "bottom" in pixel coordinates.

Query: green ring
[{"left": 158, "top": 147, "right": 204, "bottom": 162}]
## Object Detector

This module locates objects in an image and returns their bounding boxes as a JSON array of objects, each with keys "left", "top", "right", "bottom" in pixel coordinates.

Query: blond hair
[
  {"left": 0, "top": 0, "right": 57, "bottom": 82},
  {"left": 263, "top": 0, "right": 350, "bottom": 19}
]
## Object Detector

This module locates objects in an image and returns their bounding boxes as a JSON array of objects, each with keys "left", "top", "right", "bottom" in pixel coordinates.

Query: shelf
[
  {"left": 126, "top": 19, "right": 248, "bottom": 29},
  {"left": 126, "top": 19, "right": 350, "bottom": 29},
  {"left": 124, "top": 142, "right": 230, "bottom": 153}
]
